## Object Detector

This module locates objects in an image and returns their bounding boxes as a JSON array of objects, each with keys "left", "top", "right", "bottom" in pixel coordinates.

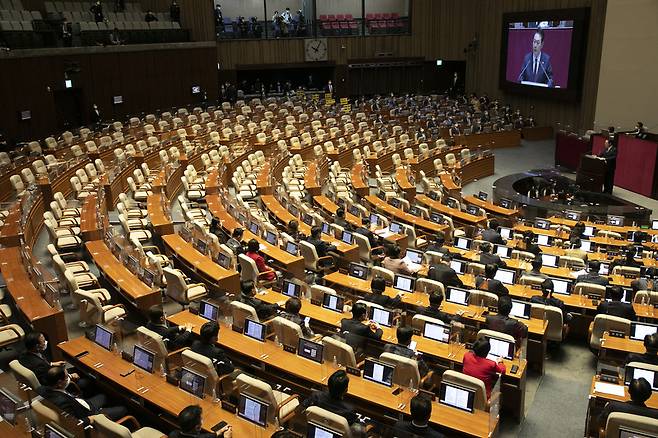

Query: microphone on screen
[
  {"left": 517, "top": 59, "right": 531, "bottom": 82},
  {"left": 540, "top": 61, "right": 552, "bottom": 86}
]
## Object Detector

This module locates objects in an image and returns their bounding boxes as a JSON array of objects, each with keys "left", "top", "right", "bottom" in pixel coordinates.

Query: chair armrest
[
  {"left": 276, "top": 394, "right": 300, "bottom": 425},
  {"left": 142, "top": 245, "right": 161, "bottom": 254},
  {"left": 0, "top": 325, "right": 22, "bottom": 337},
  {"left": 116, "top": 415, "right": 141, "bottom": 431},
  {"left": 257, "top": 269, "right": 276, "bottom": 278},
  {"left": 420, "top": 370, "right": 436, "bottom": 391},
  {"left": 104, "top": 304, "right": 126, "bottom": 314},
  {"left": 55, "top": 226, "right": 77, "bottom": 235}
]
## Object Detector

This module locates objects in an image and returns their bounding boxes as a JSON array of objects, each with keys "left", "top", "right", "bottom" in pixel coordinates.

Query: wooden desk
[
  {"left": 168, "top": 311, "right": 497, "bottom": 437},
  {"left": 364, "top": 195, "right": 448, "bottom": 236},
  {"left": 162, "top": 234, "right": 240, "bottom": 294},
  {"left": 395, "top": 168, "right": 416, "bottom": 200},
  {"left": 147, "top": 192, "right": 175, "bottom": 235},
  {"left": 59, "top": 337, "right": 277, "bottom": 436},
  {"left": 255, "top": 161, "right": 272, "bottom": 195},
  {"left": 304, "top": 161, "right": 322, "bottom": 197},
  {"left": 463, "top": 195, "right": 519, "bottom": 219},
  {"left": 85, "top": 240, "right": 161, "bottom": 312},
  {"left": 455, "top": 131, "right": 521, "bottom": 149},
  {"left": 416, "top": 194, "right": 488, "bottom": 228},
  {"left": 350, "top": 163, "right": 369, "bottom": 198},
  {"left": 80, "top": 193, "right": 104, "bottom": 241}
]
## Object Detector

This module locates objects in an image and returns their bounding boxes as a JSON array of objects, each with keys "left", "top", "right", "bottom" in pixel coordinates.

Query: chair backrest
[
  {"left": 469, "top": 290, "right": 499, "bottom": 308},
  {"left": 604, "top": 412, "right": 658, "bottom": 438},
  {"left": 477, "top": 328, "right": 516, "bottom": 345},
  {"left": 136, "top": 326, "right": 168, "bottom": 372},
  {"left": 379, "top": 352, "right": 420, "bottom": 388},
  {"left": 182, "top": 349, "right": 219, "bottom": 396},
  {"left": 271, "top": 316, "right": 303, "bottom": 349},
  {"left": 230, "top": 300, "right": 258, "bottom": 330},
  {"left": 322, "top": 336, "right": 357, "bottom": 368},
  {"left": 163, "top": 267, "right": 189, "bottom": 304},
  {"left": 530, "top": 303, "right": 563, "bottom": 342},
  {"left": 31, "top": 399, "right": 64, "bottom": 427},
  {"left": 305, "top": 406, "right": 353, "bottom": 438},
  {"left": 415, "top": 278, "right": 444, "bottom": 295},
  {"left": 441, "top": 370, "right": 487, "bottom": 411},
  {"left": 235, "top": 373, "right": 277, "bottom": 424},
  {"left": 299, "top": 241, "right": 321, "bottom": 271},
  {"left": 92, "top": 414, "right": 134, "bottom": 438},
  {"left": 590, "top": 314, "right": 631, "bottom": 349},
  {"left": 237, "top": 253, "right": 260, "bottom": 283},
  {"left": 519, "top": 275, "right": 546, "bottom": 288},
  {"left": 411, "top": 313, "right": 448, "bottom": 332},
  {"left": 573, "top": 282, "right": 606, "bottom": 297},
  {"left": 9, "top": 359, "right": 40, "bottom": 390},
  {"left": 371, "top": 266, "right": 395, "bottom": 285}
]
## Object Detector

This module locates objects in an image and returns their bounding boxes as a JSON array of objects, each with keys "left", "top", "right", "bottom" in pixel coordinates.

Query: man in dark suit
[
  {"left": 355, "top": 217, "right": 380, "bottom": 249},
  {"left": 530, "top": 279, "right": 567, "bottom": 315},
  {"left": 299, "top": 370, "right": 358, "bottom": 425},
  {"left": 340, "top": 302, "right": 383, "bottom": 354},
  {"left": 596, "top": 286, "right": 636, "bottom": 321},
  {"left": 364, "top": 276, "right": 401, "bottom": 308},
  {"left": 626, "top": 333, "right": 658, "bottom": 365},
  {"left": 598, "top": 139, "right": 618, "bottom": 194},
  {"left": 425, "top": 234, "right": 452, "bottom": 257},
  {"left": 384, "top": 326, "right": 429, "bottom": 376},
  {"left": 480, "top": 219, "right": 506, "bottom": 245},
  {"left": 427, "top": 255, "right": 464, "bottom": 288},
  {"left": 37, "top": 366, "right": 127, "bottom": 423},
  {"left": 517, "top": 28, "right": 554, "bottom": 87},
  {"left": 191, "top": 321, "right": 236, "bottom": 377},
  {"left": 475, "top": 264, "right": 509, "bottom": 296},
  {"left": 226, "top": 228, "right": 245, "bottom": 257},
  {"left": 238, "top": 280, "right": 279, "bottom": 320},
  {"left": 335, "top": 209, "right": 351, "bottom": 230},
  {"left": 169, "top": 405, "right": 232, "bottom": 438},
  {"left": 485, "top": 295, "right": 528, "bottom": 347},
  {"left": 598, "top": 378, "right": 658, "bottom": 426},
  {"left": 307, "top": 225, "right": 338, "bottom": 258},
  {"left": 392, "top": 394, "right": 445, "bottom": 438},
  {"left": 422, "top": 292, "right": 457, "bottom": 324},
  {"left": 145, "top": 305, "right": 192, "bottom": 350},
  {"left": 576, "top": 260, "right": 610, "bottom": 286},
  {"left": 479, "top": 242, "right": 507, "bottom": 268}
]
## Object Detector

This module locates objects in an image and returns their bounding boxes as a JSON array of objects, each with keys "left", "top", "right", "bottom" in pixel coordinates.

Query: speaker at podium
[{"left": 576, "top": 154, "right": 606, "bottom": 193}]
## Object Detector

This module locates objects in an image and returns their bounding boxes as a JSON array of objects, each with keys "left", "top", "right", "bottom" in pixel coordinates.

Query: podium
[{"left": 576, "top": 154, "right": 606, "bottom": 192}]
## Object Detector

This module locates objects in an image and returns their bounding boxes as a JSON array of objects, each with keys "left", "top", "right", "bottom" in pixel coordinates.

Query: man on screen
[{"left": 518, "top": 28, "right": 554, "bottom": 87}]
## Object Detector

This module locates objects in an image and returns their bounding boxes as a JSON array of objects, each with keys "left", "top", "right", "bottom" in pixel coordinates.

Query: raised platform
[{"left": 492, "top": 169, "right": 652, "bottom": 224}]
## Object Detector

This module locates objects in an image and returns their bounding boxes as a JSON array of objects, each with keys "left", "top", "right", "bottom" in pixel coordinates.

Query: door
[{"left": 53, "top": 88, "right": 83, "bottom": 131}]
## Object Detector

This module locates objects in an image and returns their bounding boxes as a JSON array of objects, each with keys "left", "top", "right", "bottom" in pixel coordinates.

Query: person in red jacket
[
  {"left": 462, "top": 337, "right": 506, "bottom": 399},
  {"left": 245, "top": 239, "right": 276, "bottom": 281}
]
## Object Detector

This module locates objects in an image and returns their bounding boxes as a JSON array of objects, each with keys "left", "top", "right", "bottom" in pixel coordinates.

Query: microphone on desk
[
  {"left": 517, "top": 59, "right": 532, "bottom": 82},
  {"left": 540, "top": 61, "right": 552, "bottom": 86}
]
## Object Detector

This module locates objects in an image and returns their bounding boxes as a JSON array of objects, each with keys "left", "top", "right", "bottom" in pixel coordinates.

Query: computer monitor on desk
[
  {"left": 285, "top": 241, "right": 299, "bottom": 256},
  {"left": 438, "top": 381, "right": 476, "bottom": 413},
  {"left": 281, "top": 279, "right": 301, "bottom": 298},
  {"left": 94, "top": 325, "right": 114, "bottom": 351},
  {"left": 298, "top": 338, "right": 323, "bottom": 363},
  {"left": 348, "top": 262, "right": 368, "bottom": 280},
  {"left": 536, "top": 234, "right": 552, "bottom": 247},
  {"left": 548, "top": 277, "right": 572, "bottom": 295},
  {"left": 630, "top": 322, "right": 658, "bottom": 341},
  {"left": 393, "top": 274, "right": 415, "bottom": 293},
  {"left": 541, "top": 253, "right": 558, "bottom": 267},
  {"left": 237, "top": 394, "right": 269, "bottom": 427},
  {"left": 423, "top": 321, "right": 451, "bottom": 343},
  {"left": 0, "top": 389, "right": 20, "bottom": 425},
  {"left": 244, "top": 319, "right": 266, "bottom": 342},
  {"left": 180, "top": 367, "right": 206, "bottom": 398},
  {"left": 389, "top": 222, "right": 403, "bottom": 234},
  {"left": 133, "top": 345, "right": 156, "bottom": 373},
  {"left": 199, "top": 300, "right": 219, "bottom": 321},
  {"left": 307, "top": 422, "right": 343, "bottom": 438},
  {"left": 494, "top": 268, "right": 516, "bottom": 285},
  {"left": 322, "top": 293, "right": 345, "bottom": 313},
  {"left": 265, "top": 230, "right": 278, "bottom": 246},
  {"left": 449, "top": 259, "right": 466, "bottom": 274},
  {"left": 580, "top": 240, "right": 593, "bottom": 252},
  {"left": 607, "top": 215, "right": 624, "bottom": 226},
  {"left": 363, "top": 358, "right": 394, "bottom": 387},
  {"left": 510, "top": 299, "right": 531, "bottom": 319},
  {"left": 495, "top": 245, "right": 512, "bottom": 259},
  {"left": 565, "top": 210, "right": 581, "bottom": 221},
  {"left": 499, "top": 227, "right": 512, "bottom": 240},
  {"left": 485, "top": 336, "right": 515, "bottom": 360},
  {"left": 624, "top": 365, "right": 658, "bottom": 391},
  {"left": 453, "top": 237, "right": 471, "bottom": 250},
  {"left": 369, "top": 306, "right": 394, "bottom": 327},
  {"left": 446, "top": 287, "right": 470, "bottom": 306}
]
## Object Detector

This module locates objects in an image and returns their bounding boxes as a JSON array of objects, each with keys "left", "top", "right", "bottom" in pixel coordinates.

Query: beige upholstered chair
[
  {"left": 305, "top": 406, "right": 353, "bottom": 438},
  {"left": 92, "top": 414, "right": 164, "bottom": 438},
  {"left": 602, "top": 412, "right": 658, "bottom": 438},
  {"left": 322, "top": 336, "right": 358, "bottom": 368},
  {"left": 163, "top": 267, "right": 208, "bottom": 306},
  {"left": 589, "top": 315, "right": 631, "bottom": 350},
  {"left": 235, "top": 373, "right": 299, "bottom": 426},
  {"left": 442, "top": 370, "right": 488, "bottom": 410}
]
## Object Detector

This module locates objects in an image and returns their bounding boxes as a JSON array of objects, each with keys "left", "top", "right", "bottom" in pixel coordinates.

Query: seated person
[
  {"left": 422, "top": 292, "right": 457, "bottom": 324},
  {"left": 226, "top": 228, "right": 245, "bottom": 256},
  {"left": 191, "top": 321, "right": 236, "bottom": 376},
  {"left": 525, "top": 258, "right": 548, "bottom": 280},
  {"left": 596, "top": 285, "right": 636, "bottom": 321},
  {"left": 245, "top": 239, "right": 276, "bottom": 281},
  {"left": 610, "top": 246, "right": 643, "bottom": 271},
  {"left": 576, "top": 260, "right": 609, "bottom": 286},
  {"left": 565, "top": 237, "right": 588, "bottom": 262},
  {"left": 427, "top": 254, "right": 464, "bottom": 288},
  {"left": 340, "top": 302, "right": 383, "bottom": 355},
  {"left": 287, "top": 219, "right": 305, "bottom": 241},
  {"left": 169, "top": 404, "right": 232, "bottom": 438},
  {"left": 307, "top": 225, "right": 338, "bottom": 258},
  {"left": 281, "top": 297, "right": 314, "bottom": 338},
  {"left": 626, "top": 332, "right": 658, "bottom": 365},
  {"left": 478, "top": 242, "right": 507, "bottom": 268},
  {"left": 299, "top": 370, "right": 358, "bottom": 425},
  {"left": 335, "top": 208, "right": 351, "bottom": 230},
  {"left": 475, "top": 264, "right": 509, "bottom": 296},
  {"left": 462, "top": 338, "right": 506, "bottom": 399},
  {"left": 485, "top": 295, "right": 528, "bottom": 347},
  {"left": 384, "top": 326, "right": 429, "bottom": 377},
  {"left": 530, "top": 279, "right": 567, "bottom": 316},
  {"left": 355, "top": 217, "right": 380, "bottom": 248},
  {"left": 19, "top": 332, "right": 77, "bottom": 387},
  {"left": 392, "top": 394, "right": 445, "bottom": 437},
  {"left": 515, "top": 230, "right": 541, "bottom": 258},
  {"left": 425, "top": 234, "right": 452, "bottom": 256},
  {"left": 146, "top": 305, "right": 192, "bottom": 350},
  {"left": 480, "top": 219, "right": 505, "bottom": 245},
  {"left": 37, "top": 366, "right": 127, "bottom": 423},
  {"left": 569, "top": 222, "right": 586, "bottom": 243},
  {"left": 598, "top": 378, "right": 658, "bottom": 425},
  {"left": 364, "top": 276, "right": 402, "bottom": 308},
  {"left": 382, "top": 244, "right": 416, "bottom": 276},
  {"left": 238, "top": 280, "right": 279, "bottom": 320}
]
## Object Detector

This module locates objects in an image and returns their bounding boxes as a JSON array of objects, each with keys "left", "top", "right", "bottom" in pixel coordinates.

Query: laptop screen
[
  {"left": 393, "top": 274, "right": 415, "bottom": 293},
  {"left": 322, "top": 293, "right": 345, "bottom": 313},
  {"left": 541, "top": 253, "right": 558, "bottom": 267},
  {"left": 133, "top": 345, "right": 155, "bottom": 373},
  {"left": 285, "top": 242, "right": 299, "bottom": 255},
  {"left": 565, "top": 210, "right": 581, "bottom": 221},
  {"left": 607, "top": 215, "right": 624, "bottom": 226},
  {"left": 548, "top": 277, "right": 572, "bottom": 295},
  {"left": 449, "top": 259, "right": 466, "bottom": 274},
  {"left": 534, "top": 219, "right": 550, "bottom": 230},
  {"left": 341, "top": 231, "right": 353, "bottom": 244},
  {"left": 536, "top": 234, "right": 551, "bottom": 246},
  {"left": 406, "top": 249, "right": 423, "bottom": 264},
  {"left": 44, "top": 424, "right": 74, "bottom": 438},
  {"left": 446, "top": 287, "right": 470, "bottom": 306},
  {"left": 244, "top": 319, "right": 266, "bottom": 342},
  {"left": 307, "top": 422, "right": 343, "bottom": 438},
  {"left": 265, "top": 231, "right": 277, "bottom": 245},
  {"left": 94, "top": 325, "right": 114, "bottom": 351},
  {"left": 510, "top": 299, "right": 531, "bottom": 319},
  {"left": 495, "top": 245, "right": 511, "bottom": 259},
  {"left": 237, "top": 394, "right": 269, "bottom": 427},
  {"left": 494, "top": 268, "right": 516, "bottom": 285},
  {"left": 0, "top": 389, "right": 19, "bottom": 425},
  {"left": 580, "top": 240, "right": 593, "bottom": 252},
  {"left": 369, "top": 307, "right": 393, "bottom": 327},
  {"left": 298, "top": 338, "right": 323, "bottom": 363},
  {"left": 199, "top": 300, "right": 219, "bottom": 321},
  {"left": 180, "top": 367, "right": 206, "bottom": 398},
  {"left": 423, "top": 321, "right": 451, "bottom": 343},
  {"left": 499, "top": 227, "right": 512, "bottom": 240},
  {"left": 281, "top": 280, "right": 301, "bottom": 298},
  {"left": 438, "top": 382, "right": 476, "bottom": 413},
  {"left": 583, "top": 226, "right": 595, "bottom": 237},
  {"left": 389, "top": 222, "right": 403, "bottom": 234},
  {"left": 630, "top": 322, "right": 658, "bottom": 341},
  {"left": 348, "top": 262, "right": 368, "bottom": 280},
  {"left": 454, "top": 237, "right": 471, "bottom": 250},
  {"left": 363, "top": 358, "right": 394, "bottom": 387},
  {"left": 486, "top": 336, "right": 515, "bottom": 360},
  {"left": 624, "top": 366, "right": 658, "bottom": 391}
]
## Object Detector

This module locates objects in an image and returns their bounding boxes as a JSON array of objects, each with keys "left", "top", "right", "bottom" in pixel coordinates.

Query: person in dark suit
[
  {"left": 475, "top": 264, "right": 509, "bottom": 296},
  {"left": 355, "top": 217, "right": 381, "bottom": 249},
  {"left": 596, "top": 285, "right": 636, "bottom": 321},
  {"left": 626, "top": 333, "right": 658, "bottom": 365},
  {"left": 299, "top": 370, "right": 358, "bottom": 425},
  {"left": 169, "top": 404, "right": 232, "bottom": 438},
  {"left": 392, "top": 394, "right": 445, "bottom": 438},
  {"left": 576, "top": 260, "right": 610, "bottom": 286},
  {"left": 422, "top": 292, "right": 459, "bottom": 324},
  {"left": 340, "top": 302, "right": 383, "bottom": 354},
  {"left": 480, "top": 219, "right": 506, "bottom": 245},
  {"left": 364, "top": 276, "right": 401, "bottom": 308},
  {"left": 384, "top": 326, "right": 429, "bottom": 377},
  {"left": 286, "top": 220, "right": 306, "bottom": 241},
  {"left": 307, "top": 226, "right": 337, "bottom": 258},
  {"left": 517, "top": 28, "right": 554, "bottom": 87},
  {"left": 598, "top": 139, "right": 618, "bottom": 194},
  {"left": 145, "top": 305, "right": 192, "bottom": 350},
  {"left": 515, "top": 230, "right": 542, "bottom": 258},
  {"left": 335, "top": 209, "right": 351, "bottom": 230},
  {"left": 609, "top": 246, "right": 643, "bottom": 271},
  {"left": 191, "top": 321, "right": 236, "bottom": 377},
  {"left": 598, "top": 378, "right": 658, "bottom": 426},
  {"left": 427, "top": 255, "right": 464, "bottom": 288},
  {"left": 169, "top": 0, "right": 180, "bottom": 23},
  {"left": 478, "top": 242, "right": 507, "bottom": 268},
  {"left": 530, "top": 279, "right": 567, "bottom": 316},
  {"left": 238, "top": 280, "right": 279, "bottom": 320},
  {"left": 281, "top": 297, "right": 314, "bottom": 338},
  {"left": 225, "top": 228, "right": 245, "bottom": 257},
  {"left": 425, "top": 234, "right": 452, "bottom": 257},
  {"left": 485, "top": 295, "right": 528, "bottom": 347},
  {"left": 37, "top": 366, "right": 127, "bottom": 423}
]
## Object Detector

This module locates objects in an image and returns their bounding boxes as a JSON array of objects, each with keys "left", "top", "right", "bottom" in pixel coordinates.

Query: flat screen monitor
[
  {"left": 389, "top": 222, "right": 403, "bottom": 234},
  {"left": 393, "top": 274, "right": 415, "bottom": 293},
  {"left": 607, "top": 215, "right": 624, "bottom": 226},
  {"left": 652, "top": 220, "right": 658, "bottom": 230},
  {"left": 619, "top": 428, "right": 656, "bottom": 438},
  {"left": 348, "top": 205, "right": 360, "bottom": 217},
  {"left": 499, "top": 227, "right": 512, "bottom": 240},
  {"left": 348, "top": 262, "right": 368, "bottom": 280},
  {"left": 249, "top": 222, "right": 260, "bottom": 235},
  {"left": 630, "top": 322, "right": 658, "bottom": 341},
  {"left": 466, "top": 205, "right": 479, "bottom": 216},
  {"left": 0, "top": 389, "right": 20, "bottom": 425},
  {"left": 454, "top": 237, "right": 472, "bottom": 250},
  {"left": 580, "top": 240, "right": 593, "bottom": 252},
  {"left": 94, "top": 325, "right": 114, "bottom": 351},
  {"left": 423, "top": 321, "right": 451, "bottom": 343},
  {"left": 244, "top": 319, "right": 266, "bottom": 342},
  {"left": 541, "top": 253, "right": 558, "bottom": 267},
  {"left": 429, "top": 212, "right": 444, "bottom": 224},
  {"left": 446, "top": 287, "right": 470, "bottom": 306},
  {"left": 408, "top": 206, "right": 421, "bottom": 217},
  {"left": 499, "top": 198, "right": 512, "bottom": 209},
  {"left": 389, "top": 198, "right": 401, "bottom": 209},
  {"left": 565, "top": 210, "right": 581, "bottom": 221},
  {"left": 282, "top": 279, "right": 301, "bottom": 298},
  {"left": 510, "top": 299, "right": 532, "bottom": 319},
  {"left": 133, "top": 345, "right": 155, "bottom": 373},
  {"left": 307, "top": 422, "right": 343, "bottom": 438},
  {"left": 486, "top": 336, "right": 515, "bottom": 360},
  {"left": 536, "top": 234, "right": 552, "bottom": 246},
  {"left": 298, "top": 338, "right": 323, "bottom": 363},
  {"left": 369, "top": 306, "right": 394, "bottom": 327},
  {"left": 624, "top": 365, "right": 658, "bottom": 391},
  {"left": 362, "top": 358, "right": 394, "bottom": 387},
  {"left": 237, "top": 394, "right": 269, "bottom": 427},
  {"left": 477, "top": 191, "right": 488, "bottom": 201},
  {"left": 180, "top": 367, "right": 206, "bottom": 398},
  {"left": 199, "top": 300, "right": 219, "bottom": 321},
  {"left": 405, "top": 249, "right": 424, "bottom": 264},
  {"left": 534, "top": 219, "right": 550, "bottom": 230},
  {"left": 265, "top": 231, "right": 277, "bottom": 245},
  {"left": 285, "top": 241, "right": 299, "bottom": 256},
  {"left": 438, "top": 381, "right": 476, "bottom": 413},
  {"left": 289, "top": 204, "right": 299, "bottom": 218},
  {"left": 217, "top": 251, "right": 232, "bottom": 269},
  {"left": 583, "top": 226, "right": 595, "bottom": 237},
  {"left": 302, "top": 213, "right": 314, "bottom": 226},
  {"left": 322, "top": 293, "right": 345, "bottom": 313},
  {"left": 495, "top": 245, "right": 512, "bottom": 259},
  {"left": 341, "top": 230, "right": 353, "bottom": 245},
  {"left": 369, "top": 214, "right": 379, "bottom": 226},
  {"left": 449, "top": 259, "right": 466, "bottom": 274},
  {"left": 548, "top": 276, "right": 572, "bottom": 295},
  {"left": 44, "top": 424, "right": 74, "bottom": 438},
  {"left": 494, "top": 268, "right": 516, "bottom": 285},
  {"left": 322, "top": 223, "right": 330, "bottom": 235}
]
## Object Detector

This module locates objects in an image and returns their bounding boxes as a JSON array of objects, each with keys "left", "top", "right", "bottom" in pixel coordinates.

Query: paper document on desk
[
  {"left": 259, "top": 244, "right": 267, "bottom": 251},
  {"left": 594, "top": 382, "right": 625, "bottom": 397},
  {"left": 375, "top": 229, "right": 395, "bottom": 238},
  {"left": 571, "top": 269, "right": 587, "bottom": 278},
  {"left": 402, "top": 257, "right": 422, "bottom": 274}
]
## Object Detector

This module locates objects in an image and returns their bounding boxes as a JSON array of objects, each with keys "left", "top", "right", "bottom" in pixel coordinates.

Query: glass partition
[
  {"left": 364, "top": 0, "right": 410, "bottom": 35},
  {"left": 316, "top": 0, "right": 363, "bottom": 37}
]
